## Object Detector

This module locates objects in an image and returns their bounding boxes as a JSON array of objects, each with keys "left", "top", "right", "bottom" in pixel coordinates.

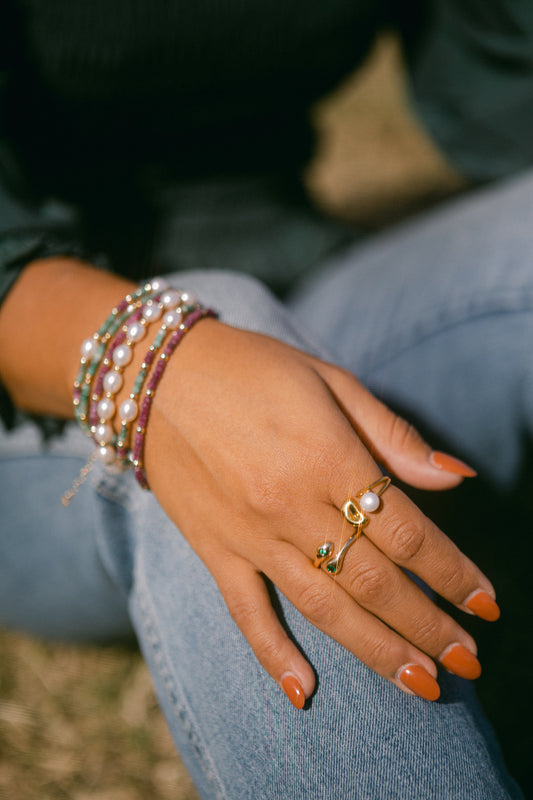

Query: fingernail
[
  {"left": 440, "top": 643, "right": 481, "bottom": 680},
  {"left": 281, "top": 673, "right": 305, "bottom": 709},
  {"left": 465, "top": 590, "right": 501, "bottom": 621},
  {"left": 398, "top": 664, "right": 441, "bottom": 701},
  {"left": 430, "top": 451, "right": 477, "bottom": 477}
]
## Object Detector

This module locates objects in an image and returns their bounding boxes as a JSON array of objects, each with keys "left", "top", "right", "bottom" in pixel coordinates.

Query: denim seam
[{"left": 135, "top": 576, "right": 229, "bottom": 800}]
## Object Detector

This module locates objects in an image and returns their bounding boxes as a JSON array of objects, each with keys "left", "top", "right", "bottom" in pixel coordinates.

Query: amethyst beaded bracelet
[
  {"left": 132, "top": 306, "right": 216, "bottom": 489},
  {"left": 72, "top": 277, "right": 216, "bottom": 485},
  {"left": 115, "top": 293, "right": 200, "bottom": 463}
]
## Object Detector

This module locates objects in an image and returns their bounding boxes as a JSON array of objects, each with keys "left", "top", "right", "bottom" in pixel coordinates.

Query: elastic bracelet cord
[{"left": 133, "top": 306, "right": 216, "bottom": 490}]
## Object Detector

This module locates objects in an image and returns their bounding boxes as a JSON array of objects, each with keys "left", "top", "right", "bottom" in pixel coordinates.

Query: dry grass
[
  {"left": 0, "top": 630, "right": 198, "bottom": 800},
  {"left": 0, "top": 35, "right": 459, "bottom": 800}
]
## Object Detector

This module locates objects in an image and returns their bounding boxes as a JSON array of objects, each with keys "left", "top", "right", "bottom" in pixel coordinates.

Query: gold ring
[{"left": 314, "top": 476, "right": 391, "bottom": 575}]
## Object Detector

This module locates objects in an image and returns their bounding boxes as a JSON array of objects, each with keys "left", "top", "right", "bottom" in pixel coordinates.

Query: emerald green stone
[{"left": 326, "top": 563, "right": 337, "bottom": 574}]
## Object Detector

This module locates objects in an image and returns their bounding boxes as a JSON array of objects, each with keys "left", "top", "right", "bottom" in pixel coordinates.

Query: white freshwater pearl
[
  {"left": 359, "top": 491, "right": 380, "bottom": 513},
  {"left": 161, "top": 289, "right": 181, "bottom": 309},
  {"left": 81, "top": 337, "right": 98, "bottom": 359},
  {"left": 119, "top": 398, "right": 138, "bottom": 422},
  {"left": 97, "top": 397, "right": 115, "bottom": 420},
  {"left": 127, "top": 321, "right": 146, "bottom": 342},
  {"left": 94, "top": 422, "right": 113, "bottom": 445},
  {"left": 180, "top": 290, "right": 197, "bottom": 306},
  {"left": 98, "top": 445, "right": 116, "bottom": 465},
  {"left": 113, "top": 343, "right": 133, "bottom": 367},
  {"left": 150, "top": 277, "right": 168, "bottom": 293},
  {"left": 103, "top": 370, "right": 123, "bottom": 395},
  {"left": 163, "top": 308, "right": 183, "bottom": 329},
  {"left": 142, "top": 301, "right": 163, "bottom": 323}
]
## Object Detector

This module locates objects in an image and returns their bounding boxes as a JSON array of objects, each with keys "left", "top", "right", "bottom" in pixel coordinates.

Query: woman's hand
[{"left": 144, "top": 318, "right": 498, "bottom": 707}]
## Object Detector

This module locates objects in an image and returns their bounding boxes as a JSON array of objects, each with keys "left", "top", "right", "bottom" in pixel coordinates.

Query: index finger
[{"left": 340, "top": 482, "right": 500, "bottom": 620}]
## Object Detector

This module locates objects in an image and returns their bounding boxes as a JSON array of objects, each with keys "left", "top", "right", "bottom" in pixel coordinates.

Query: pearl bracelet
[
  {"left": 88, "top": 304, "right": 146, "bottom": 458},
  {"left": 115, "top": 289, "right": 200, "bottom": 465},
  {"left": 73, "top": 279, "right": 162, "bottom": 432},
  {"left": 72, "top": 278, "right": 217, "bottom": 488},
  {"left": 133, "top": 306, "right": 216, "bottom": 489}
]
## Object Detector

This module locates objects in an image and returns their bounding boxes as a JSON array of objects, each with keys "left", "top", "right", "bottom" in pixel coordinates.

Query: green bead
[{"left": 154, "top": 330, "right": 166, "bottom": 348}]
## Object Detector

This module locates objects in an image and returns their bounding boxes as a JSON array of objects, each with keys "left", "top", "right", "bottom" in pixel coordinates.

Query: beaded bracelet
[
  {"left": 133, "top": 306, "right": 216, "bottom": 489},
  {"left": 88, "top": 304, "right": 145, "bottom": 460},
  {"left": 71, "top": 278, "right": 216, "bottom": 494},
  {"left": 115, "top": 290, "right": 201, "bottom": 465},
  {"left": 73, "top": 279, "right": 164, "bottom": 432},
  {"left": 89, "top": 306, "right": 143, "bottom": 428},
  {"left": 87, "top": 292, "right": 170, "bottom": 460}
]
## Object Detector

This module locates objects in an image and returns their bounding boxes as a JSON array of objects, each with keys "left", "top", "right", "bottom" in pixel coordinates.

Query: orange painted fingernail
[
  {"left": 440, "top": 644, "right": 481, "bottom": 680},
  {"left": 398, "top": 664, "right": 441, "bottom": 701},
  {"left": 281, "top": 674, "right": 305, "bottom": 709},
  {"left": 465, "top": 590, "right": 501, "bottom": 621},
  {"left": 430, "top": 451, "right": 477, "bottom": 477}
]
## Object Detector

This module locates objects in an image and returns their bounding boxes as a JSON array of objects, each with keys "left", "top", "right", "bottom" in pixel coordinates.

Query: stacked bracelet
[
  {"left": 115, "top": 288, "right": 201, "bottom": 463},
  {"left": 132, "top": 305, "right": 216, "bottom": 489},
  {"left": 72, "top": 278, "right": 216, "bottom": 489},
  {"left": 73, "top": 279, "right": 162, "bottom": 431}
]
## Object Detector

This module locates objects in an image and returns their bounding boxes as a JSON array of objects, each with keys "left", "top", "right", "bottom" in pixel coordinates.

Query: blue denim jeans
[{"left": 2, "top": 169, "right": 532, "bottom": 799}]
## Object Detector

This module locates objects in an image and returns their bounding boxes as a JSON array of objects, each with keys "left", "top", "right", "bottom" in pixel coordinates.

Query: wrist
[
  {"left": 0, "top": 256, "right": 135, "bottom": 417},
  {"left": 69, "top": 278, "right": 216, "bottom": 485}
]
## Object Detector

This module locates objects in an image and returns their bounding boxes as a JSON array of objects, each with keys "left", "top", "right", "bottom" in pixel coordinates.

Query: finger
[
  {"left": 350, "top": 484, "right": 500, "bottom": 621},
  {"left": 320, "top": 365, "right": 476, "bottom": 490},
  {"left": 212, "top": 554, "right": 316, "bottom": 709},
  {"left": 292, "top": 501, "right": 481, "bottom": 680},
  {"left": 268, "top": 542, "right": 443, "bottom": 701},
  {"left": 326, "top": 533, "right": 481, "bottom": 679}
]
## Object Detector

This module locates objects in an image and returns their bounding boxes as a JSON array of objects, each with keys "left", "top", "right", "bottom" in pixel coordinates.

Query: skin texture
[{"left": 0, "top": 257, "right": 498, "bottom": 704}]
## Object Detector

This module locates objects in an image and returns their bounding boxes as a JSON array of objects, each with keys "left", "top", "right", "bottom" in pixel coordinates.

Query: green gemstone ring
[{"left": 313, "top": 476, "right": 391, "bottom": 576}]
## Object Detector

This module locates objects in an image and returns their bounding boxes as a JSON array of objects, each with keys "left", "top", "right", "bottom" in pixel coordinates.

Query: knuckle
[
  {"left": 227, "top": 594, "right": 262, "bottom": 631},
  {"left": 243, "top": 465, "right": 289, "bottom": 517},
  {"left": 362, "top": 634, "right": 394, "bottom": 670},
  {"left": 410, "top": 615, "right": 442, "bottom": 650},
  {"left": 307, "top": 440, "right": 349, "bottom": 484},
  {"left": 387, "top": 516, "right": 427, "bottom": 563},
  {"left": 350, "top": 562, "right": 390, "bottom": 606},
  {"left": 251, "top": 632, "right": 283, "bottom": 665},
  {"left": 438, "top": 561, "right": 467, "bottom": 599},
  {"left": 298, "top": 581, "right": 336, "bottom": 628},
  {"left": 386, "top": 414, "right": 422, "bottom": 451}
]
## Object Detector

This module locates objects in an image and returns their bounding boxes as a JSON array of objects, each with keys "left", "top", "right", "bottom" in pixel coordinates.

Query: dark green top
[
  {"left": 2, "top": 0, "right": 533, "bottom": 287},
  {"left": 0, "top": 0, "right": 532, "bottom": 423}
]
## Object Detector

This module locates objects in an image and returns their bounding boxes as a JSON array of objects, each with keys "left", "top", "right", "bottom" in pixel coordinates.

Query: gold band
[{"left": 314, "top": 476, "right": 391, "bottom": 576}]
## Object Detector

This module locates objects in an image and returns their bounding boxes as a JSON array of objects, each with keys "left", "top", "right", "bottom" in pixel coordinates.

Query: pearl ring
[{"left": 314, "top": 476, "right": 391, "bottom": 576}]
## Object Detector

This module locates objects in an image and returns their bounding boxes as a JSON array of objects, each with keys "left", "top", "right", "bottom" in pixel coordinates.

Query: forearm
[{"left": 0, "top": 257, "right": 136, "bottom": 418}]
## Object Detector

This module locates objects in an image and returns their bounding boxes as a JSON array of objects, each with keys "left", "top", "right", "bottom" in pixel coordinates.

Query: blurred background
[{"left": 0, "top": 34, "right": 510, "bottom": 800}]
